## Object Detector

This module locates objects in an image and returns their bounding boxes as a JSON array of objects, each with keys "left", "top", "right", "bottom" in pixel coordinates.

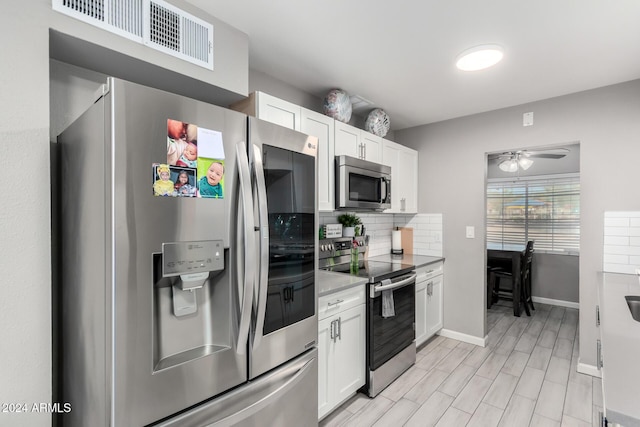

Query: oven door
[{"left": 368, "top": 272, "right": 416, "bottom": 370}]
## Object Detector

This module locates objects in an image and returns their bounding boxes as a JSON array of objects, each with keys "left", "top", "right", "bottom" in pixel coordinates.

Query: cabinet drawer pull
[{"left": 327, "top": 299, "right": 344, "bottom": 307}]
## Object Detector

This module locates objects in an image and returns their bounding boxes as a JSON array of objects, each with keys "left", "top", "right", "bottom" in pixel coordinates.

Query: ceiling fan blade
[
  {"left": 522, "top": 148, "right": 570, "bottom": 159},
  {"left": 488, "top": 152, "right": 515, "bottom": 160},
  {"left": 527, "top": 153, "right": 567, "bottom": 159}
]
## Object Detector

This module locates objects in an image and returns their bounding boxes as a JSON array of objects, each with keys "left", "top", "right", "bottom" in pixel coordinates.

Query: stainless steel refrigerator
[{"left": 57, "top": 78, "right": 319, "bottom": 426}]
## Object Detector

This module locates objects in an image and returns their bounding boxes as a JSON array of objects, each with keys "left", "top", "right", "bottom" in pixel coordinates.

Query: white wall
[
  {"left": 1, "top": 1, "right": 248, "bottom": 425},
  {"left": 395, "top": 79, "right": 640, "bottom": 370}
]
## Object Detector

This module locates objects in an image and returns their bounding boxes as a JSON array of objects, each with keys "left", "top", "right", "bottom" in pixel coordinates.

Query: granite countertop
[
  {"left": 368, "top": 253, "right": 444, "bottom": 269},
  {"left": 318, "top": 269, "right": 368, "bottom": 297},
  {"left": 598, "top": 272, "right": 640, "bottom": 427}
]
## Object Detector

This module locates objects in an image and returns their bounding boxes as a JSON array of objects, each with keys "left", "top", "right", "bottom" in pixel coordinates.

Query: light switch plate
[{"left": 466, "top": 226, "right": 475, "bottom": 239}]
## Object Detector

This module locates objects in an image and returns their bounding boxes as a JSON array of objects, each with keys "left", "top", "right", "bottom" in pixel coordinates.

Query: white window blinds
[{"left": 487, "top": 174, "right": 580, "bottom": 253}]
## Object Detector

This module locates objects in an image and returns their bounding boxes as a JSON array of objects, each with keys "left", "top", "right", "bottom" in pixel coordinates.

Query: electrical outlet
[{"left": 523, "top": 112, "right": 534, "bottom": 126}]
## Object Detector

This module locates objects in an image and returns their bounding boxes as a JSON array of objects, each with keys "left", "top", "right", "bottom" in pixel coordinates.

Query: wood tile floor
[{"left": 320, "top": 302, "right": 603, "bottom": 427}]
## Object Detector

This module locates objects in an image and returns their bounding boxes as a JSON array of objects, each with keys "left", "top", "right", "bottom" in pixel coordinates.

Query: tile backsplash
[
  {"left": 320, "top": 212, "right": 443, "bottom": 258},
  {"left": 603, "top": 211, "right": 640, "bottom": 274}
]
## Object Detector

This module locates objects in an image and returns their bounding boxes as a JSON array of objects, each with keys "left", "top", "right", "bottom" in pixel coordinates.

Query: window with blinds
[{"left": 487, "top": 174, "right": 580, "bottom": 253}]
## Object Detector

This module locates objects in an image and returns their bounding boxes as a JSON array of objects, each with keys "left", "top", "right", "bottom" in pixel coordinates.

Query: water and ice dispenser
[{"left": 152, "top": 240, "right": 229, "bottom": 372}]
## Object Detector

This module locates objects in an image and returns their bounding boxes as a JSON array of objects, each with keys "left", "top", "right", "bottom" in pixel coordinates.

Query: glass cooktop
[{"left": 321, "top": 260, "right": 415, "bottom": 283}]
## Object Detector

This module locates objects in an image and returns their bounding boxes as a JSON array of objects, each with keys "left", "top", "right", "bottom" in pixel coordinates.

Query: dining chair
[{"left": 489, "top": 241, "right": 535, "bottom": 316}]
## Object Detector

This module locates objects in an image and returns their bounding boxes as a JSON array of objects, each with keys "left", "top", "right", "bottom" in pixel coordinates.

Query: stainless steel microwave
[{"left": 335, "top": 155, "right": 391, "bottom": 211}]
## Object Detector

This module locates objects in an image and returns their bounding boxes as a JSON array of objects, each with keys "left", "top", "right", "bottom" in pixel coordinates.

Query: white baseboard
[
  {"left": 439, "top": 329, "right": 487, "bottom": 347},
  {"left": 576, "top": 360, "right": 602, "bottom": 378},
  {"left": 532, "top": 296, "right": 579, "bottom": 310}
]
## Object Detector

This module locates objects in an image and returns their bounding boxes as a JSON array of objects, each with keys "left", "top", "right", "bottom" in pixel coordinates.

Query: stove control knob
[{"left": 321, "top": 245, "right": 326, "bottom": 251}]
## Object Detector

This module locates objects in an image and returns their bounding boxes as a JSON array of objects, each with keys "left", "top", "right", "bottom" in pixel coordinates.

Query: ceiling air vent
[
  {"left": 146, "top": 0, "right": 213, "bottom": 70},
  {"left": 53, "top": 0, "right": 213, "bottom": 70},
  {"left": 53, "top": 0, "right": 144, "bottom": 42},
  {"left": 349, "top": 95, "right": 375, "bottom": 114}
]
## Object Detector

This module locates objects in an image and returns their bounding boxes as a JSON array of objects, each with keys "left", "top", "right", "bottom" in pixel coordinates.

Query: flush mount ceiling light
[{"left": 456, "top": 44, "right": 504, "bottom": 71}]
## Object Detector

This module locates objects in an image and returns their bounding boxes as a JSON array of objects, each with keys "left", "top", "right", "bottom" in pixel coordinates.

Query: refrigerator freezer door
[{"left": 154, "top": 349, "right": 318, "bottom": 427}]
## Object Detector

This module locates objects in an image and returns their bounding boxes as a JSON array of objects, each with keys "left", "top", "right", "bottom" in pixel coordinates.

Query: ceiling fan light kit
[
  {"left": 493, "top": 148, "right": 570, "bottom": 173},
  {"left": 517, "top": 156, "right": 534, "bottom": 170},
  {"left": 498, "top": 153, "right": 533, "bottom": 172},
  {"left": 498, "top": 158, "right": 518, "bottom": 172}
]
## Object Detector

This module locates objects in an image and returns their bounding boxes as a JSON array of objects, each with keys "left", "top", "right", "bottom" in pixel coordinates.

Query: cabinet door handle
[
  {"left": 337, "top": 317, "right": 342, "bottom": 341},
  {"left": 596, "top": 305, "right": 600, "bottom": 326},
  {"left": 330, "top": 319, "right": 335, "bottom": 341},
  {"left": 427, "top": 281, "right": 433, "bottom": 296},
  {"left": 597, "top": 339, "right": 603, "bottom": 369}
]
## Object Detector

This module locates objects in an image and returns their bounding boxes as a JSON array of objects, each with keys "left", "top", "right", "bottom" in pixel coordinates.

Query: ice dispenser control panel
[{"left": 162, "top": 240, "right": 224, "bottom": 277}]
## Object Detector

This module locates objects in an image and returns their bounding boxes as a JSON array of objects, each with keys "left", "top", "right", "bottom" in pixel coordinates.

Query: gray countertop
[
  {"left": 317, "top": 269, "right": 368, "bottom": 297},
  {"left": 368, "top": 254, "right": 444, "bottom": 269},
  {"left": 317, "top": 254, "right": 444, "bottom": 297},
  {"left": 598, "top": 272, "right": 640, "bottom": 426}
]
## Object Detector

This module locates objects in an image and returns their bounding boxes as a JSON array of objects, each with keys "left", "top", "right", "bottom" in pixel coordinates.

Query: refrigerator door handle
[
  {"left": 251, "top": 144, "right": 270, "bottom": 351},
  {"left": 207, "top": 357, "right": 315, "bottom": 427},
  {"left": 236, "top": 141, "right": 256, "bottom": 355}
]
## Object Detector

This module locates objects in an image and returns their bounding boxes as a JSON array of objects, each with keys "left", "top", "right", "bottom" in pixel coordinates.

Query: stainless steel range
[{"left": 319, "top": 238, "right": 417, "bottom": 397}]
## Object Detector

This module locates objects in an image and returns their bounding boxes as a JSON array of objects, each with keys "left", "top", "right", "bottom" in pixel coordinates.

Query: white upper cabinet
[
  {"left": 301, "top": 108, "right": 335, "bottom": 211},
  {"left": 334, "top": 121, "right": 360, "bottom": 158},
  {"left": 382, "top": 139, "right": 418, "bottom": 213},
  {"left": 359, "top": 132, "right": 382, "bottom": 163},
  {"left": 231, "top": 91, "right": 301, "bottom": 130},
  {"left": 334, "top": 121, "right": 381, "bottom": 163}
]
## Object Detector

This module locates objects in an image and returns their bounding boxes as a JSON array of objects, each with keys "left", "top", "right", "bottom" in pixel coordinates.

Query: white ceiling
[{"left": 186, "top": 0, "right": 640, "bottom": 130}]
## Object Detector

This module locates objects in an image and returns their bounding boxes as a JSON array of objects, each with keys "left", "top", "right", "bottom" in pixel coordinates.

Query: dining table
[{"left": 487, "top": 243, "right": 526, "bottom": 316}]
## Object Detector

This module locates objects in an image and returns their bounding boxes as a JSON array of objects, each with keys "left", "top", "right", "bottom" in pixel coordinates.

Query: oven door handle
[{"left": 373, "top": 273, "right": 417, "bottom": 293}]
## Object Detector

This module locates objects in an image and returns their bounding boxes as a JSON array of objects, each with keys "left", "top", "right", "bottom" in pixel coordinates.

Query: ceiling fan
[{"left": 489, "top": 148, "right": 570, "bottom": 172}]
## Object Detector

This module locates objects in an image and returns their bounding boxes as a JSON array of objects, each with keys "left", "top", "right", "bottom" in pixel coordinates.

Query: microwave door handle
[
  {"left": 380, "top": 177, "right": 389, "bottom": 203},
  {"left": 235, "top": 141, "right": 256, "bottom": 355},
  {"left": 251, "top": 144, "right": 269, "bottom": 351}
]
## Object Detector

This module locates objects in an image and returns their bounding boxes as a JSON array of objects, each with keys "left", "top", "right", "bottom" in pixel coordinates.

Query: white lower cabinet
[
  {"left": 415, "top": 262, "right": 444, "bottom": 347},
  {"left": 318, "top": 286, "right": 366, "bottom": 420}
]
